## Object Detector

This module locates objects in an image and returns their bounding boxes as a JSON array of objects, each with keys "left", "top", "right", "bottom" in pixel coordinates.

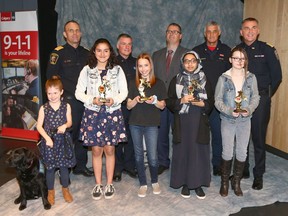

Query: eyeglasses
[
  {"left": 231, "top": 57, "right": 246, "bottom": 62},
  {"left": 166, "top": 30, "right": 181, "bottom": 35},
  {"left": 183, "top": 59, "right": 198, "bottom": 64}
]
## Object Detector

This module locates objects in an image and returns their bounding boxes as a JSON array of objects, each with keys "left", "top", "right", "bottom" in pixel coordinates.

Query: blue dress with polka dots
[{"left": 39, "top": 101, "right": 76, "bottom": 170}]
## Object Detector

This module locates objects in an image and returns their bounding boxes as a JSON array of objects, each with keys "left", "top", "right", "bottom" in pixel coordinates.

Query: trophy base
[
  {"left": 99, "top": 98, "right": 110, "bottom": 103},
  {"left": 234, "top": 108, "right": 247, "bottom": 113},
  {"left": 140, "top": 97, "right": 150, "bottom": 101}
]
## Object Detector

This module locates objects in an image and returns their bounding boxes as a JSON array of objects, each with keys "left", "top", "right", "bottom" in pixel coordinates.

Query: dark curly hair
[{"left": 87, "top": 38, "right": 118, "bottom": 69}]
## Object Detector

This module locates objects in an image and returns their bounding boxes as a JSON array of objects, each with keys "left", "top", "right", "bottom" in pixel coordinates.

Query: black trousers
[
  {"left": 246, "top": 93, "right": 271, "bottom": 178},
  {"left": 114, "top": 104, "right": 136, "bottom": 172}
]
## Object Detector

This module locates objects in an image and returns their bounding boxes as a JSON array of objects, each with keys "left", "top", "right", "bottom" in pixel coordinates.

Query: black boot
[
  {"left": 219, "top": 159, "right": 232, "bottom": 197},
  {"left": 231, "top": 159, "right": 245, "bottom": 196}
]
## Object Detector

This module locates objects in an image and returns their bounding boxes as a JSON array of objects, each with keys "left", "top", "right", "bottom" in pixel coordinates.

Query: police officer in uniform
[
  {"left": 113, "top": 33, "right": 137, "bottom": 181},
  {"left": 46, "top": 20, "right": 93, "bottom": 177},
  {"left": 193, "top": 21, "right": 231, "bottom": 176},
  {"left": 237, "top": 17, "right": 282, "bottom": 190}
]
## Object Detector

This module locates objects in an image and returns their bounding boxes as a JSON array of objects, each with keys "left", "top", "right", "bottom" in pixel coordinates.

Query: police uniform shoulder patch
[
  {"left": 54, "top": 45, "right": 64, "bottom": 51},
  {"left": 50, "top": 53, "right": 59, "bottom": 65},
  {"left": 266, "top": 42, "right": 274, "bottom": 48}
]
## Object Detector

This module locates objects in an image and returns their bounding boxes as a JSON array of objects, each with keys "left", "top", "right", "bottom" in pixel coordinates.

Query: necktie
[{"left": 166, "top": 50, "right": 173, "bottom": 73}]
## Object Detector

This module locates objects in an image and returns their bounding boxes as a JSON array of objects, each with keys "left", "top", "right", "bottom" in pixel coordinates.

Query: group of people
[{"left": 36, "top": 16, "right": 282, "bottom": 206}]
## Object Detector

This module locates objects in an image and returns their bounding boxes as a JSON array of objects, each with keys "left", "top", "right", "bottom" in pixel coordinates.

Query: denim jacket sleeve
[
  {"left": 75, "top": 65, "right": 94, "bottom": 106},
  {"left": 214, "top": 75, "right": 234, "bottom": 116},
  {"left": 111, "top": 66, "right": 128, "bottom": 105}
]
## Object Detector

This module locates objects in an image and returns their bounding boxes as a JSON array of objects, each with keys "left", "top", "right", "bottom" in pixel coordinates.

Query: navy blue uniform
[
  {"left": 193, "top": 41, "right": 231, "bottom": 172},
  {"left": 237, "top": 40, "right": 282, "bottom": 178},
  {"left": 115, "top": 54, "right": 137, "bottom": 174},
  {"left": 46, "top": 43, "right": 90, "bottom": 172}
]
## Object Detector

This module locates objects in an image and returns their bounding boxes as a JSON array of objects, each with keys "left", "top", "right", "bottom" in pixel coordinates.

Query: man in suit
[{"left": 152, "top": 23, "right": 189, "bottom": 175}]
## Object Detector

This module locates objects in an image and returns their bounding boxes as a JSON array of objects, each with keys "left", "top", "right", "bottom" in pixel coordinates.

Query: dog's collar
[{"left": 27, "top": 159, "right": 34, "bottom": 169}]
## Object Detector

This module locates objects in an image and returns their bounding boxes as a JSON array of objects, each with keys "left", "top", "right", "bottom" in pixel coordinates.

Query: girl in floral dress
[
  {"left": 37, "top": 76, "right": 76, "bottom": 205},
  {"left": 75, "top": 38, "right": 128, "bottom": 200}
]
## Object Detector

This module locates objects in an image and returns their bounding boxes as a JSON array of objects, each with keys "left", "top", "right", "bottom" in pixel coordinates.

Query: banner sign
[{"left": 1, "top": 11, "right": 40, "bottom": 141}]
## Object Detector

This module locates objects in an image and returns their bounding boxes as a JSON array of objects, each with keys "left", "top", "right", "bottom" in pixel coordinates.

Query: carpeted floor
[{"left": 0, "top": 147, "right": 288, "bottom": 216}]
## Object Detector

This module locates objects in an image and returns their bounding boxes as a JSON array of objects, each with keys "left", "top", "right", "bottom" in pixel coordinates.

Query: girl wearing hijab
[{"left": 166, "top": 51, "right": 214, "bottom": 199}]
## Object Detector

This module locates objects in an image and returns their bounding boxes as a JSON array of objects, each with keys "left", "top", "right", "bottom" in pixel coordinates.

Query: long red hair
[{"left": 135, "top": 53, "right": 156, "bottom": 87}]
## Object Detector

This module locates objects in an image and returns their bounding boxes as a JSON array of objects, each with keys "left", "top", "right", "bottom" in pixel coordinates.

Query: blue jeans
[
  {"left": 221, "top": 118, "right": 251, "bottom": 162},
  {"left": 130, "top": 125, "right": 158, "bottom": 186}
]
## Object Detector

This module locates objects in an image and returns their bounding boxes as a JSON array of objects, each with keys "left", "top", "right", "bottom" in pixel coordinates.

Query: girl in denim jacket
[
  {"left": 215, "top": 47, "right": 259, "bottom": 197},
  {"left": 75, "top": 38, "right": 128, "bottom": 200}
]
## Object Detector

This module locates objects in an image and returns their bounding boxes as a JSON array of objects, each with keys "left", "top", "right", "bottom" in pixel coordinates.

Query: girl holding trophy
[
  {"left": 166, "top": 51, "right": 214, "bottom": 199},
  {"left": 127, "top": 53, "right": 167, "bottom": 198},
  {"left": 214, "top": 47, "right": 259, "bottom": 197},
  {"left": 75, "top": 38, "right": 128, "bottom": 200}
]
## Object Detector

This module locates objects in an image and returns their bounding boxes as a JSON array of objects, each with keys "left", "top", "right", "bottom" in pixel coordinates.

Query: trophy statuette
[{"left": 234, "top": 90, "right": 247, "bottom": 113}]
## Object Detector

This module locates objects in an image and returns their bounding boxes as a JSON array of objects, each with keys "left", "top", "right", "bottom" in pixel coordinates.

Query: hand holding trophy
[
  {"left": 234, "top": 90, "right": 247, "bottom": 113},
  {"left": 98, "top": 79, "right": 111, "bottom": 103},
  {"left": 138, "top": 78, "right": 151, "bottom": 101}
]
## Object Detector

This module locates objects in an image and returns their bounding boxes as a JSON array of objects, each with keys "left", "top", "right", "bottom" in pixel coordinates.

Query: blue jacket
[{"left": 214, "top": 69, "right": 260, "bottom": 121}]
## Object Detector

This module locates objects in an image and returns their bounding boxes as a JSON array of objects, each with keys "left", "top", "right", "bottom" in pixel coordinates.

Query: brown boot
[
  {"left": 62, "top": 187, "right": 73, "bottom": 203},
  {"left": 48, "top": 189, "right": 55, "bottom": 205},
  {"left": 231, "top": 159, "right": 245, "bottom": 196},
  {"left": 219, "top": 159, "right": 232, "bottom": 197}
]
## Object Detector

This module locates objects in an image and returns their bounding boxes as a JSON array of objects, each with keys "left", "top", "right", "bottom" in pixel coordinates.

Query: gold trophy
[
  {"left": 138, "top": 79, "right": 151, "bottom": 101},
  {"left": 98, "top": 81, "right": 110, "bottom": 103},
  {"left": 188, "top": 79, "right": 200, "bottom": 102},
  {"left": 234, "top": 91, "right": 247, "bottom": 113}
]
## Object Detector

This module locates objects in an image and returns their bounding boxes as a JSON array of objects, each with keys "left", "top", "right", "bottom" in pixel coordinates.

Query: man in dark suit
[{"left": 152, "top": 23, "right": 189, "bottom": 175}]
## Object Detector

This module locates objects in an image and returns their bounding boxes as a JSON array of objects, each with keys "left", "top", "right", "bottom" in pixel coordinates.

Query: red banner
[
  {"left": 1, "top": 11, "right": 40, "bottom": 141},
  {"left": 1, "top": 31, "right": 39, "bottom": 60}
]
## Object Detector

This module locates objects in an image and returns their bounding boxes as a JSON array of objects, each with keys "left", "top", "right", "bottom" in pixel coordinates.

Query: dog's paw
[
  {"left": 19, "top": 204, "right": 27, "bottom": 211},
  {"left": 44, "top": 203, "right": 51, "bottom": 210},
  {"left": 14, "top": 197, "right": 21, "bottom": 204}
]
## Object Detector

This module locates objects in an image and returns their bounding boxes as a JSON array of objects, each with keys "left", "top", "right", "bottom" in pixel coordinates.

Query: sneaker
[
  {"left": 138, "top": 185, "right": 148, "bottom": 198},
  {"left": 181, "top": 185, "right": 190, "bottom": 198},
  {"left": 152, "top": 183, "right": 161, "bottom": 195},
  {"left": 91, "top": 184, "right": 103, "bottom": 200},
  {"left": 195, "top": 187, "right": 206, "bottom": 200},
  {"left": 104, "top": 184, "right": 115, "bottom": 199}
]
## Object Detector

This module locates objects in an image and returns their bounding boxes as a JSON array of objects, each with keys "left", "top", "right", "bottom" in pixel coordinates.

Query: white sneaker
[
  {"left": 104, "top": 184, "right": 115, "bottom": 199},
  {"left": 152, "top": 183, "right": 161, "bottom": 195},
  {"left": 91, "top": 184, "right": 103, "bottom": 200},
  {"left": 138, "top": 185, "right": 148, "bottom": 198}
]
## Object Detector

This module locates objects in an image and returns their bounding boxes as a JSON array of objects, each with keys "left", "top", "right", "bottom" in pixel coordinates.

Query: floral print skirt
[{"left": 79, "top": 107, "right": 127, "bottom": 147}]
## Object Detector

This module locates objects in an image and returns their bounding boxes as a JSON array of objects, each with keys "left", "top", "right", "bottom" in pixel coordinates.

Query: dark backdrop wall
[{"left": 55, "top": 0, "right": 243, "bottom": 55}]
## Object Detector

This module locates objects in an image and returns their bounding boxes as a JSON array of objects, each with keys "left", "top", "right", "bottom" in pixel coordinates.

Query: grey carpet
[{"left": 1, "top": 148, "right": 288, "bottom": 216}]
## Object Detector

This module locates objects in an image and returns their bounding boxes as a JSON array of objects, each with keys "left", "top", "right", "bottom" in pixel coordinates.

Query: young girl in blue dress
[{"left": 37, "top": 75, "right": 76, "bottom": 205}]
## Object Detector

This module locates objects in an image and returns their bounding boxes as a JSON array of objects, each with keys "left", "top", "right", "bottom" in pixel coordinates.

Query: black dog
[{"left": 5, "top": 147, "right": 51, "bottom": 211}]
